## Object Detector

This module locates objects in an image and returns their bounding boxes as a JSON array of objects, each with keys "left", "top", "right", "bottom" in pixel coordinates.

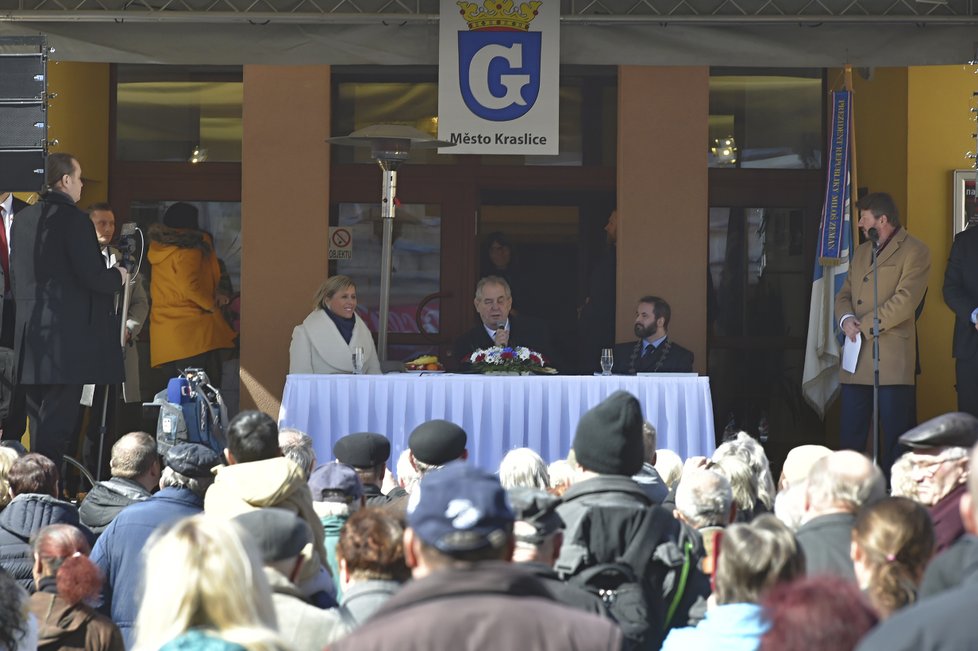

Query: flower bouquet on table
[{"left": 467, "top": 346, "right": 557, "bottom": 375}]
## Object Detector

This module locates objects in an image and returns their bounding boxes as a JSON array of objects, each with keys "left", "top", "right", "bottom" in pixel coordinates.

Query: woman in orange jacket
[{"left": 147, "top": 202, "right": 236, "bottom": 386}]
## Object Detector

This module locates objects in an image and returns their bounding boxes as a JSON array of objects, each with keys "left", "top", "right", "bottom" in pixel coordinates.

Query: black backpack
[{"left": 567, "top": 508, "right": 680, "bottom": 651}]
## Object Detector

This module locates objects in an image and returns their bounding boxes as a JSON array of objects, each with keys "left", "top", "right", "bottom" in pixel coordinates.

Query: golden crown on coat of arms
[{"left": 457, "top": 0, "right": 542, "bottom": 31}]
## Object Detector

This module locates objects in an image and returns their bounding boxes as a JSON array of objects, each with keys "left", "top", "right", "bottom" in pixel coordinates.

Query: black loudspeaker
[
  {"left": 0, "top": 105, "right": 46, "bottom": 148},
  {"left": 0, "top": 54, "right": 45, "bottom": 100},
  {"left": 0, "top": 36, "right": 47, "bottom": 192},
  {"left": 0, "top": 151, "right": 44, "bottom": 192}
]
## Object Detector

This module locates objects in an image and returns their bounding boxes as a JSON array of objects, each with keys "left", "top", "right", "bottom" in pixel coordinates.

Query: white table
[{"left": 279, "top": 373, "right": 716, "bottom": 472}]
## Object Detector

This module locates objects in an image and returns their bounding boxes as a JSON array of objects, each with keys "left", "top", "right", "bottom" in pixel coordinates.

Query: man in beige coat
[
  {"left": 835, "top": 192, "right": 930, "bottom": 472},
  {"left": 204, "top": 410, "right": 335, "bottom": 604}
]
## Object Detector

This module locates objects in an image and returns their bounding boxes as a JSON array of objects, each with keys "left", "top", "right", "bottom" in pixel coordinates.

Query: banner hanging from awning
[
  {"left": 438, "top": 0, "right": 559, "bottom": 155},
  {"left": 818, "top": 90, "right": 852, "bottom": 265},
  {"left": 802, "top": 88, "right": 854, "bottom": 418}
]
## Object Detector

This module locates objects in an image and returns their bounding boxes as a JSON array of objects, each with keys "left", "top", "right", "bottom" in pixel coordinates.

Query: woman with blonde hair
[
  {"left": 132, "top": 515, "right": 288, "bottom": 651},
  {"left": 29, "top": 524, "right": 123, "bottom": 651},
  {"left": 0, "top": 446, "right": 19, "bottom": 511},
  {"left": 289, "top": 275, "right": 381, "bottom": 375},
  {"left": 851, "top": 496, "right": 934, "bottom": 618}
]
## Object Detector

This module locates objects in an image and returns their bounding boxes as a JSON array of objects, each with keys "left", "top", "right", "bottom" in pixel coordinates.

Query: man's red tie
[{"left": 0, "top": 207, "right": 9, "bottom": 292}]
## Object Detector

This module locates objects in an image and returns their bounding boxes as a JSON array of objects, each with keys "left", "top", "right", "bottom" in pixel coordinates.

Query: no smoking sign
[{"left": 328, "top": 227, "right": 353, "bottom": 260}]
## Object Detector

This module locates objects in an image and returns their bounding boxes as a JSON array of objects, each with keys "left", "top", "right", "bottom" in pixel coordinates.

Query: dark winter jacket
[
  {"left": 327, "top": 562, "right": 622, "bottom": 651},
  {"left": 91, "top": 486, "right": 204, "bottom": 647},
  {"left": 78, "top": 478, "right": 152, "bottom": 537},
  {"left": 0, "top": 494, "right": 92, "bottom": 591}
]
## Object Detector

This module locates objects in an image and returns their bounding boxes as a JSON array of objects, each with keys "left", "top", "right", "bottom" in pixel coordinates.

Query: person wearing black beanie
[
  {"left": 556, "top": 390, "right": 703, "bottom": 644},
  {"left": 572, "top": 390, "right": 645, "bottom": 476}
]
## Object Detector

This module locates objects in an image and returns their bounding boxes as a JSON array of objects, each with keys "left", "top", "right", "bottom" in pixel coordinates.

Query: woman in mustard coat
[{"left": 147, "top": 203, "right": 236, "bottom": 386}]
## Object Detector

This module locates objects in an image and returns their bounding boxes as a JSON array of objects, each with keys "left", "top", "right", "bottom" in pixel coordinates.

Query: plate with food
[{"left": 404, "top": 354, "right": 445, "bottom": 373}]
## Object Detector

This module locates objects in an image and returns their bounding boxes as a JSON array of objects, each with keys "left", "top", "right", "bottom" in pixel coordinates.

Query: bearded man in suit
[
  {"left": 835, "top": 192, "right": 930, "bottom": 472},
  {"left": 612, "top": 296, "right": 694, "bottom": 374}
]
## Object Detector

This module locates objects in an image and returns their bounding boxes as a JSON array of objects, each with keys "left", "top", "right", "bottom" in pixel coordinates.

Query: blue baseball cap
[{"left": 407, "top": 461, "right": 514, "bottom": 553}]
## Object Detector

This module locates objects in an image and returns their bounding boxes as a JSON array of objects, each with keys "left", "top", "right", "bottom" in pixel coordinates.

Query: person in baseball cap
[
  {"left": 232, "top": 508, "right": 348, "bottom": 648},
  {"left": 308, "top": 461, "right": 365, "bottom": 596},
  {"left": 407, "top": 461, "right": 511, "bottom": 556},
  {"left": 165, "top": 442, "right": 222, "bottom": 478},
  {"left": 333, "top": 432, "right": 405, "bottom": 507},
  {"left": 408, "top": 420, "right": 468, "bottom": 477},
  {"left": 897, "top": 412, "right": 978, "bottom": 552},
  {"left": 330, "top": 464, "right": 622, "bottom": 651}
]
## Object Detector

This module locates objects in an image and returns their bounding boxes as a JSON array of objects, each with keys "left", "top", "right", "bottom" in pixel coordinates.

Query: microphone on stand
[{"left": 867, "top": 227, "right": 880, "bottom": 248}]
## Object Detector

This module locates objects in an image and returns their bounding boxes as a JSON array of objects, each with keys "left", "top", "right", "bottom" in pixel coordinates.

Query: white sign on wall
[
  {"left": 328, "top": 226, "right": 353, "bottom": 260},
  {"left": 438, "top": 0, "right": 560, "bottom": 155}
]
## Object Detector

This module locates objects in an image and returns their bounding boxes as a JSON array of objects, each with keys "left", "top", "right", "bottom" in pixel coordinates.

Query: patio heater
[{"left": 326, "top": 125, "right": 455, "bottom": 363}]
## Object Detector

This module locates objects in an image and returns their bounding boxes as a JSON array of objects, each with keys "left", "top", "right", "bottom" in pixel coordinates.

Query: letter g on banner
[{"left": 458, "top": 31, "right": 541, "bottom": 121}]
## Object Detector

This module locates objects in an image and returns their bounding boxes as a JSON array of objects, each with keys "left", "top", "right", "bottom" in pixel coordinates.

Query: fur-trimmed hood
[{"left": 147, "top": 223, "right": 213, "bottom": 254}]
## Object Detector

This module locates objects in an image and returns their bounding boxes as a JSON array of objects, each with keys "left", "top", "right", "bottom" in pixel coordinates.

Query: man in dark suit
[
  {"left": 453, "top": 275, "right": 557, "bottom": 369},
  {"left": 0, "top": 191, "right": 28, "bottom": 442},
  {"left": 10, "top": 153, "right": 127, "bottom": 465},
  {"left": 943, "top": 223, "right": 978, "bottom": 417},
  {"left": 612, "top": 295, "right": 694, "bottom": 374}
]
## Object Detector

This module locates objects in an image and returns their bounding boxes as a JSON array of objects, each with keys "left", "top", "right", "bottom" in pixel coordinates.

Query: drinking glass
[
  {"left": 600, "top": 348, "right": 614, "bottom": 376},
  {"left": 352, "top": 346, "right": 365, "bottom": 375}
]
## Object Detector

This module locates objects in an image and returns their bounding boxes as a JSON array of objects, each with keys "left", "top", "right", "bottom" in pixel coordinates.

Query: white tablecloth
[{"left": 279, "top": 373, "right": 716, "bottom": 472}]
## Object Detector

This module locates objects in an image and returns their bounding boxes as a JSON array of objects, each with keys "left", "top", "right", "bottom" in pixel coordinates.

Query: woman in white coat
[{"left": 289, "top": 275, "right": 382, "bottom": 375}]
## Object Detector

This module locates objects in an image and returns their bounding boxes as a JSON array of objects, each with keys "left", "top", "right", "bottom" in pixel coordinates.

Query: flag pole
[{"left": 844, "top": 65, "right": 859, "bottom": 239}]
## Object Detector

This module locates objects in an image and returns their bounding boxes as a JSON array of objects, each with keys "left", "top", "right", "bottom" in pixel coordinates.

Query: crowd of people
[{"left": 0, "top": 393, "right": 975, "bottom": 650}]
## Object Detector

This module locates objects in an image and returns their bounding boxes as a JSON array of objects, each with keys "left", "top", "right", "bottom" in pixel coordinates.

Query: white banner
[{"left": 438, "top": 0, "right": 560, "bottom": 155}]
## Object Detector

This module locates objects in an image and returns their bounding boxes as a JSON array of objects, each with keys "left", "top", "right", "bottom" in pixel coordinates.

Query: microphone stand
[
  {"left": 870, "top": 233, "right": 881, "bottom": 467},
  {"left": 96, "top": 224, "right": 144, "bottom": 482}
]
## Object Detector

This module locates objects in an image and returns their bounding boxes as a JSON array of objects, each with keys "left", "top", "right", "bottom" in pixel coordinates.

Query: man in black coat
[
  {"left": 453, "top": 275, "right": 557, "bottom": 369},
  {"left": 10, "top": 153, "right": 127, "bottom": 465},
  {"left": 943, "top": 224, "right": 978, "bottom": 417},
  {"left": 0, "top": 191, "right": 29, "bottom": 442},
  {"left": 612, "top": 295, "right": 694, "bottom": 374}
]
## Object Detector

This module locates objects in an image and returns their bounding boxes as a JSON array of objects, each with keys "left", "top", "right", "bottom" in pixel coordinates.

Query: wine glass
[
  {"left": 352, "top": 346, "right": 365, "bottom": 375},
  {"left": 600, "top": 348, "right": 614, "bottom": 376}
]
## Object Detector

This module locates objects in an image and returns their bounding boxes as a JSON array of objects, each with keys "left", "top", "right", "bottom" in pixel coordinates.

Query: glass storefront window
[
  {"left": 335, "top": 202, "right": 441, "bottom": 334},
  {"left": 709, "top": 206, "right": 808, "bottom": 338},
  {"left": 116, "top": 65, "right": 243, "bottom": 162},
  {"left": 709, "top": 69, "right": 823, "bottom": 169},
  {"left": 129, "top": 200, "right": 242, "bottom": 292},
  {"left": 332, "top": 70, "right": 616, "bottom": 167}
]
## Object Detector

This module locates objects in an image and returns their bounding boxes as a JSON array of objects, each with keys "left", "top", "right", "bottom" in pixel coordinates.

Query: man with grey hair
[
  {"left": 674, "top": 468, "right": 734, "bottom": 530},
  {"left": 91, "top": 442, "right": 221, "bottom": 646},
  {"left": 408, "top": 419, "right": 468, "bottom": 478},
  {"left": 795, "top": 449, "right": 885, "bottom": 581},
  {"left": 79, "top": 431, "right": 159, "bottom": 535},
  {"left": 898, "top": 412, "right": 978, "bottom": 553},
  {"left": 280, "top": 428, "right": 316, "bottom": 479},
  {"left": 632, "top": 421, "right": 668, "bottom": 503},
  {"left": 452, "top": 275, "right": 556, "bottom": 369},
  {"left": 498, "top": 447, "right": 550, "bottom": 490}
]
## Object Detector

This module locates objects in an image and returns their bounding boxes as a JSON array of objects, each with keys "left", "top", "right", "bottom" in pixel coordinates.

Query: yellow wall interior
[
  {"left": 851, "top": 65, "right": 974, "bottom": 420},
  {"left": 907, "top": 65, "right": 975, "bottom": 419},
  {"left": 45, "top": 61, "right": 110, "bottom": 207}
]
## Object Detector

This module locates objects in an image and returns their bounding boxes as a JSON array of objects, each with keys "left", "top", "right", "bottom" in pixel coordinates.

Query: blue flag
[{"left": 803, "top": 90, "right": 853, "bottom": 417}]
